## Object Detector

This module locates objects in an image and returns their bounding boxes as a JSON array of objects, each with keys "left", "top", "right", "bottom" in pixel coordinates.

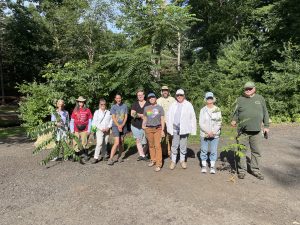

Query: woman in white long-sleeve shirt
[
  {"left": 90, "top": 99, "right": 112, "bottom": 163},
  {"left": 199, "top": 92, "right": 222, "bottom": 174}
]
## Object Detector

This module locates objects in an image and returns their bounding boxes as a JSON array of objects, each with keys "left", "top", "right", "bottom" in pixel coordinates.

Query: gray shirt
[
  {"left": 144, "top": 105, "right": 164, "bottom": 127},
  {"left": 173, "top": 102, "right": 183, "bottom": 128}
]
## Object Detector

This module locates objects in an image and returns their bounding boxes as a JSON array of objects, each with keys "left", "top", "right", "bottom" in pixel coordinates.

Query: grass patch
[{"left": 0, "top": 126, "right": 26, "bottom": 140}]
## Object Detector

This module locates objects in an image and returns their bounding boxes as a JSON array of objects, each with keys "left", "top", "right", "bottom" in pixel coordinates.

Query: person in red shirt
[{"left": 70, "top": 96, "right": 93, "bottom": 162}]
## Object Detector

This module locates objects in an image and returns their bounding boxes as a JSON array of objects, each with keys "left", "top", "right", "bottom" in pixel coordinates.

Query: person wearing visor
[
  {"left": 166, "top": 89, "right": 197, "bottom": 170},
  {"left": 157, "top": 86, "right": 175, "bottom": 157},
  {"left": 231, "top": 81, "right": 270, "bottom": 180},
  {"left": 143, "top": 93, "right": 165, "bottom": 172},
  {"left": 70, "top": 96, "right": 93, "bottom": 162},
  {"left": 199, "top": 92, "right": 222, "bottom": 174}
]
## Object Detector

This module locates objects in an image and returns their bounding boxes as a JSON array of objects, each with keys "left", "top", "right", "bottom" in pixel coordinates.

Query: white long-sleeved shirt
[
  {"left": 91, "top": 109, "right": 112, "bottom": 130},
  {"left": 199, "top": 105, "right": 222, "bottom": 138},
  {"left": 166, "top": 100, "right": 197, "bottom": 136}
]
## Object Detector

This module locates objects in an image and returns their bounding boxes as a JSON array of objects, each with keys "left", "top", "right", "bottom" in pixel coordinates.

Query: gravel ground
[{"left": 0, "top": 124, "right": 299, "bottom": 225}]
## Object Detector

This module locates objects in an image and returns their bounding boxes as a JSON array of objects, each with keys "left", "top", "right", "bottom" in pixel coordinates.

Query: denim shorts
[
  {"left": 112, "top": 126, "right": 127, "bottom": 137},
  {"left": 131, "top": 125, "right": 147, "bottom": 145}
]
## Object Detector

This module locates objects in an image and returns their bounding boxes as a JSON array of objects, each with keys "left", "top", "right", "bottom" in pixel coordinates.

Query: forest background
[{"left": 1, "top": 0, "right": 299, "bottom": 130}]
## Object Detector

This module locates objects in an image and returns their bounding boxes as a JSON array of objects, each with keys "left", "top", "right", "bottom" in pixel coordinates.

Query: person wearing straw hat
[
  {"left": 199, "top": 92, "right": 222, "bottom": 174},
  {"left": 157, "top": 85, "right": 175, "bottom": 157},
  {"left": 70, "top": 96, "right": 93, "bottom": 162},
  {"left": 166, "top": 89, "right": 197, "bottom": 170},
  {"left": 231, "top": 81, "right": 270, "bottom": 180}
]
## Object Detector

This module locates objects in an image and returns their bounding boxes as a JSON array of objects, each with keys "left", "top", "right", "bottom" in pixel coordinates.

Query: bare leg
[{"left": 110, "top": 137, "right": 120, "bottom": 160}]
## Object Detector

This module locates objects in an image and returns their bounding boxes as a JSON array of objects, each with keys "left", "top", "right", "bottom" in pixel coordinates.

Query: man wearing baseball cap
[
  {"left": 166, "top": 89, "right": 197, "bottom": 169},
  {"left": 157, "top": 86, "right": 175, "bottom": 157},
  {"left": 231, "top": 81, "right": 270, "bottom": 180}
]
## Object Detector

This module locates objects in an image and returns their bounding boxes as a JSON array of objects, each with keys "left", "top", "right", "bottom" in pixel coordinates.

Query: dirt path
[{"left": 0, "top": 124, "right": 299, "bottom": 225}]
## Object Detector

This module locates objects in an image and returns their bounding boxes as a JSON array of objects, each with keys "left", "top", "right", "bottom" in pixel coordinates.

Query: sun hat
[
  {"left": 161, "top": 86, "right": 169, "bottom": 90},
  {"left": 76, "top": 96, "right": 86, "bottom": 102},
  {"left": 176, "top": 89, "right": 185, "bottom": 95}
]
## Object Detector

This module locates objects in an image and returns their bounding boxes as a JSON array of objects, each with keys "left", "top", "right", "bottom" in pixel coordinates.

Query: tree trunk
[
  {"left": 177, "top": 32, "right": 181, "bottom": 72},
  {"left": 0, "top": 29, "right": 4, "bottom": 105}
]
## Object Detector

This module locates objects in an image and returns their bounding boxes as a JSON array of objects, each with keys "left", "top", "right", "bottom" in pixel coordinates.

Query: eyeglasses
[
  {"left": 176, "top": 94, "right": 184, "bottom": 97},
  {"left": 244, "top": 88, "right": 253, "bottom": 91}
]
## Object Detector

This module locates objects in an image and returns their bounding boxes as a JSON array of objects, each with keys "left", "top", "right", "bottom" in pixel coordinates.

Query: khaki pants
[
  {"left": 161, "top": 126, "right": 172, "bottom": 156},
  {"left": 237, "top": 131, "right": 262, "bottom": 173},
  {"left": 73, "top": 131, "right": 88, "bottom": 152},
  {"left": 145, "top": 127, "right": 163, "bottom": 167}
]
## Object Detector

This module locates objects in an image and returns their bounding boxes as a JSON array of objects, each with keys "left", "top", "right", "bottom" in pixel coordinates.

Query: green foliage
[{"left": 28, "top": 111, "right": 80, "bottom": 165}]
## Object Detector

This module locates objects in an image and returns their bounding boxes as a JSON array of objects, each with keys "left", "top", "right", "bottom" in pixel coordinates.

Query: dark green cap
[{"left": 244, "top": 81, "right": 255, "bottom": 88}]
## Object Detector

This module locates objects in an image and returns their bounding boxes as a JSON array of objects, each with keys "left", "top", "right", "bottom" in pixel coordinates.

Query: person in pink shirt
[{"left": 70, "top": 96, "right": 92, "bottom": 162}]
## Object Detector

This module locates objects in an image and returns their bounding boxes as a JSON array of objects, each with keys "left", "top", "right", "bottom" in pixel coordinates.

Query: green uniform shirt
[{"left": 232, "top": 94, "right": 270, "bottom": 132}]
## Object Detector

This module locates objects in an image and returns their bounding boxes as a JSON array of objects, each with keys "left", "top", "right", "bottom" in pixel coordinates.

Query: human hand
[{"left": 231, "top": 121, "right": 237, "bottom": 127}]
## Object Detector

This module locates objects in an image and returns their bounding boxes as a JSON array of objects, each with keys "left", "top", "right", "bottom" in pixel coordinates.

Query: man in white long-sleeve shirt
[
  {"left": 166, "top": 89, "right": 197, "bottom": 169},
  {"left": 90, "top": 99, "right": 112, "bottom": 163}
]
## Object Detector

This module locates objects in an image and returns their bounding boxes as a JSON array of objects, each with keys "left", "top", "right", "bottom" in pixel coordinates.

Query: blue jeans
[{"left": 200, "top": 137, "right": 219, "bottom": 162}]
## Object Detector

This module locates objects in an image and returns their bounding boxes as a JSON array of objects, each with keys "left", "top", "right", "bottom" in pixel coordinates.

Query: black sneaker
[
  {"left": 137, "top": 156, "right": 144, "bottom": 161},
  {"left": 238, "top": 172, "right": 246, "bottom": 179},
  {"left": 252, "top": 171, "right": 264, "bottom": 180},
  {"left": 142, "top": 156, "right": 150, "bottom": 161}
]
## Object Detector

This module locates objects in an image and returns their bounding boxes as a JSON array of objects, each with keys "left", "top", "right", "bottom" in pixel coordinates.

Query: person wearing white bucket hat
[
  {"left": 166, "top": 89, "right": 197, "bottom": 170},
  {"left": 199, "top": 92, "right": 222, "bottom": 174}
]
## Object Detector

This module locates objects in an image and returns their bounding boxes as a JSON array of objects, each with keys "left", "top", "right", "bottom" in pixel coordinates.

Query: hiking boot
[
  {"left": 154, "top": 167, "right": 161, "bottom": 172},
  {"left": 180, "top": 161, "right": 187, "bottom": 169},
  {"left": 238, "top": 172, "right": 246, "bottom": 179},
  {"left": 252, "top": 171, "right": 264, "bottom": 180},
  {"left": 90, "top": 158, "right": 99, "bottom": 164},
  {"left": 148, "top": 161, "right": 155, "bottom": 167},
  {"left": 107, "top": 158, "right": 114, "bottom": 166},
  {"left": 169, "top": 161, "right": 176, "bottom": 170},
  {"left": 210, "top": 167, "right": 216, "bottom": 174},
  {"left": 201, "top": 167, "right": 207, "bottom": 173}
]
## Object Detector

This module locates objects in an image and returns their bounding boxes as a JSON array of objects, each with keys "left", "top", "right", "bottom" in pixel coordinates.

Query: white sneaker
[
  {"left": 210, "top": 167, "right": 216, "bottom": 174},
  {"left": 50, "top": 157, "right": 58, "bottom": 161},
  {"left": 201, "top": 167, "right": 207, "bottom": 173}
]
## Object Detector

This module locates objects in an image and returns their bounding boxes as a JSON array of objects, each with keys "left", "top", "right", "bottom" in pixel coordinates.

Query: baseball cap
[
  {"left": 176, "top": 89, "right": 185, "bottom": 95},
  {"left": 244, "top": 81, "right": 255, "bottom": 89},
  {"left": 147, "top": 93, "right": 156, "bottom": 98},
  {"left": 205, "top": 92, "right": 214, "bottom": 99}
]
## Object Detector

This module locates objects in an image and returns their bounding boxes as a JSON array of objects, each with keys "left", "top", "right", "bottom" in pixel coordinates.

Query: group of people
[{"left": 51, "top": 81, "right": 270, "bottom": 180}]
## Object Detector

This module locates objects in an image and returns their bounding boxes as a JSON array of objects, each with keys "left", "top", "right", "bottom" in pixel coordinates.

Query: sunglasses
[
  {"left": 206, "top": 97, "right": 214, "bottom": 100},
  {"left": 244, "top": 88, "right": 253, "bottom": 91},
  {"left": 176, "top": 94, "right": 184, "bottom": 97}
]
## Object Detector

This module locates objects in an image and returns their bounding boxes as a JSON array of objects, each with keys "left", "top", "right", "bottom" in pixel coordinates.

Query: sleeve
[
  {"left": 157, "top": 98, "right": 161, "bottom": 106},
  {"left": 92, "top": 110, "right": 97, "bottom": 127},
  {"left": 212, "top": 109, "right": 222, "bottom": 134},
  {"left": 66, "top": 111, "right": 70, "bottom": 129},
  {"left": 261, "top": 97, "right": 270, "bottom": 128},
  {"left": 107, "top": 113, "right": 112, "bottom": 128},
  {"left": 232, "top": 98, "right": 239, "bottom": 122},
  {"left": 124, "top": 104, "right": 128, "bottom": 114},
  {"left": 131, "top": 102, "right": 136, "bottom": 111},
  {"left": 190, "top": 104, "right": 197, "bottom": 135},
  {"left": 70, "top": 119, "right": 75, "bottom": 133},
  {"left": 51, "top": 114, "right": 56, "bottom": 122},
  {"left": 88, "top": 119, "right": 92, "bottom": 132},
  {"left": 143, "top": 107, "right": 147, "bottom": 116},
  {"left": 71, "top": 110, "right": 76, "bottom": 120},
  {"left": 160, "top": 106, "right": 165, "bottom": 116},
  {"left": 110, "top": 105, "right": 116, "bottom": 115},
  {"left": 199, "top": 108, "right": 209, "bottom": 133},
  {"left": 88, "top": 109, "right": 93, "bottom": 119}
]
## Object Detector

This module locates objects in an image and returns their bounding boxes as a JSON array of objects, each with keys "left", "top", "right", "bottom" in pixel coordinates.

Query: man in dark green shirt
[{"left": 231, "top": 81, "right": 270, "bottom": 180}]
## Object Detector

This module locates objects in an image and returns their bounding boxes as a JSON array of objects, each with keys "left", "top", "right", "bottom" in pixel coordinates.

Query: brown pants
[
  {"left": 161, "top": 126, "right": 172, "bottom": 156},
  {"left": 145, "top": 127, "right": 162, "bottom": 167},
  {"left": 73, "top": 131, "right": 88, "bottom": 152}
]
